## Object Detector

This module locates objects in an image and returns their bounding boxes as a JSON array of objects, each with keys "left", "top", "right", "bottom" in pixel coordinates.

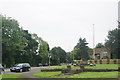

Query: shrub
[
  {"left": 61, "top": 69, "right": 69, "bottom": 73},
  {"left": 99, "top": 59, "right": 102, "bottom": 64},
  {"left": 78, "top": 60, "right": 81, "bottom": 63},
  {"left": 77, "top": 60, "right": 81, "bottom": 65},
  {"left": 113, "top": 59, "right": 117, "bottom": 64},
  {"left": 107, "top": 59, "right": 110, "bottom": 64},
  {"left": 41, "top": 69, "right": 63, "bottom": 72},
  {"left": 94, "top": 60, "right": 97, "bottom": 64},
  {"left": 67, "top": 65, "right": 71, "bottom": 69},
  {"left": 80, "top": 65, "right": 85, "bottom": 70},
  {"left": 89, "top": 60, "right": 93, "bottom": 64}
]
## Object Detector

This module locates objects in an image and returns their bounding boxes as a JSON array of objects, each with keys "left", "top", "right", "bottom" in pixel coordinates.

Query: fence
[{"left": 76, "top": 59, "right": 120, "bottom": 64}]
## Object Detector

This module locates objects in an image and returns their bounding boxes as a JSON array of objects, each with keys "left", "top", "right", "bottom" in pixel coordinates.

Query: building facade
[{"left": 93, "top": 48, "right": 111, "bottom": 59}]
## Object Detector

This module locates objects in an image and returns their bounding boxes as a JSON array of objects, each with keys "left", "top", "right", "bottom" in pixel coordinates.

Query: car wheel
[
  {"left": 0, "top": 71, "right": 4, "bottom": 74},
  {"left": 28, "top": 68, "right": 31, "bottom": 71},
  {"left": 19, "top": 69, "right": 22, "bottom": 72}
]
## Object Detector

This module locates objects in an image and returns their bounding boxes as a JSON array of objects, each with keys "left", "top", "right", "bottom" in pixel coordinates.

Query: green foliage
[
  {"left": 95, "top": 43, "right": 104, "bottom": 48},
  {"left": 107, "top": 59, "right": 110, "bottom": 64},
  {"left": 32, "top": 33, "right": 50, "bottom": 65},
  {"left": 94, "top": 60, "right": 97, "bottom": 64},
  {"left": 88, "top": 48, "right": 93, "bottom": 60},
  {"left": 74, "top": 38, "right": 89, "bottom": 61},
  {"left": 99, "top": 59, "right": 102, "bottom": 64},
  {"left": 66, "top": 52, "right": 73, "bottom": 63},
  {"left": 2, "top": 15, "right": 49, "bottom": 67},
  {"left": 2, "top": 16, "right": 27, "bottom": 67},
  {"left": 89, "top": 60, "right": 93, "bottom": 64},
  {"left": 113, "top": 59, "right": 117, "bottom": 64},
  {"left": 77, "top": 60, "right": 81, "bottom": 63},
  {"left": 105, "top": 26, "right": 120, "bottom": 59},
  {"left": 50, "top": 47, "right": 67, "bottom": 65}
]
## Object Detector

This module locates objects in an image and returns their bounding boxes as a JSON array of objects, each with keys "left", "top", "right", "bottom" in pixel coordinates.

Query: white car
[{"left": 0, "top": 64, "right": 4, "bottom": 74}]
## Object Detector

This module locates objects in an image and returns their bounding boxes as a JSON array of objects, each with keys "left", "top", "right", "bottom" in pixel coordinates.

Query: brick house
[{"left": 93, "top": 48, "right": 111, "bottom": 59}]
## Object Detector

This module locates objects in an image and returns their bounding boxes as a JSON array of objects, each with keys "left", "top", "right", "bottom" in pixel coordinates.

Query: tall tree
[
  {"left": 2, "top": 16, "right": 27, "bottom": 67},
  {"left": 66, "top": 52, "right": 73, "bottom": 63},
  {"left": 2, "top": 15, "right": 47, "bottom": 67},
  {"left": 21, "top": 30, "right": 39, "bottom": 66},
  {"left": 50, "top": 47, "right": 67, "bottom": 65},
  {"left": 105, "top": 27, "right": 120, "bottom": 59},
  {"left": 32, "top": 33, "right": 50, "bottom": 65},
  {"left": 74, "top": 38, "right": 89, "bottom": 61},
  {"left": 95, "top": 43, "right": 104, "bottom": 48}
]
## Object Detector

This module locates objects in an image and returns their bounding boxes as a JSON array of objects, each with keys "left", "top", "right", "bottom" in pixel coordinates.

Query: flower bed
[
  {"left": 78, "top": 69, "right": 118, "bottom": 72},
  {"left": 41, "top": 69, "right": 63, "bottom": 72}
]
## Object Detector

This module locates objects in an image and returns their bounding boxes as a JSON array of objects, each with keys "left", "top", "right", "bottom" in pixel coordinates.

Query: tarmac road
[
  {"left": 4, "top": 66, "right": 57, "bottom": 78},
  {"left": 4, "top": 66, "right": 51, "bottom": 74}
]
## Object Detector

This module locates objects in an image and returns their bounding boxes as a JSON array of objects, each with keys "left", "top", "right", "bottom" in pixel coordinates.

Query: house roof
[{"left": 94, "top": 48, "right": 108, "bottom": 54}]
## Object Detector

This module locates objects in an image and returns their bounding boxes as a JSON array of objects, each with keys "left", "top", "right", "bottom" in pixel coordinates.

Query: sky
[{"left": 1, "top": 0, "right": 119, "bottom": 52}]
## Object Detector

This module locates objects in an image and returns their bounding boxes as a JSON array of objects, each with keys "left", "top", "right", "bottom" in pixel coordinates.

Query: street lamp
[{"left": 48, "top": 53, "right": 51, "bottom": 67}]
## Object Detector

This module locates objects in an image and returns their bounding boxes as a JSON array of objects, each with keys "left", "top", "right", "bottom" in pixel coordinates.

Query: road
[
  {"left": 4, "top": 66, "right": 50, "bottom": 74},
  {"left": 4, "top": 66, "right": 57, "bottom": 78}
]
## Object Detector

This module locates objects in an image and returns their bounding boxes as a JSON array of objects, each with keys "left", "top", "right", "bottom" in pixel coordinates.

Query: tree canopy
[
  {"left": 95, "top": 43, "right": 104, "bottom": 48},
  {"left": 105, "top": 27, "right": 120, "bottom": 59},
  {"left": 74, "top": 38, "right": 89, "bottom": 61},
  {"left": 2, "top": 15, "right": 50, "bottom": 67},
  {"left": 50, "top": 47, "right": 67, "bottom": 65}
]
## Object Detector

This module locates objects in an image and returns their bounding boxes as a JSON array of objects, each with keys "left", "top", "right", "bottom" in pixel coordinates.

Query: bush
[
  {"left": 113, "top": 60, "right": 117, "bottom": 64},
  {"left": 94, "top": 60, "right": 97, "bottom": 64},
  {"left": 77, "top": 60, "right": 81, "bottom": 65},
  {"left": 61, "top": 69, "right": 69, "bottom": 73},
  {"left": 89, "top": 60, "right": 93, "bottom": 64},
  {"left": 99, "top": 60, "right": 102, "bottom": 64},
  {"left": 67, "top": 65, "right": 71, "bottom": 69},
  {"left": 41, "top": 69, "right": 63, "bottom": 72},
  {"left": 107, "top": 59, "right": 110, "bottom": 64},
  {"left": 80, "top": 65, "right": 85, "bottom": 69}
]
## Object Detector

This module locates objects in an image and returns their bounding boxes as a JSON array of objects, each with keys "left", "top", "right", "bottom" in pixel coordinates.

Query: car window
[
  {"left": 15, "top": 64, "right": 23, "bottom": 67},
  {"left": 0, "top": 64, "right": 2, "bottom": 68}
]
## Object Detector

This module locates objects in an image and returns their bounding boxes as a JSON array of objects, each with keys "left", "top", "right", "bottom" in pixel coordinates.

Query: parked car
[
  {"left": 10, "top": 63, "right": 31, "bottom": 72},
  {"left": 43, "top": 63, "right": 48, "bottom": 66},
  {"left": 37, "top": 63, "right": 42, "bottom": 67},
  {"left": 0, "top": 64, "right": 4, "bottom": 74}
]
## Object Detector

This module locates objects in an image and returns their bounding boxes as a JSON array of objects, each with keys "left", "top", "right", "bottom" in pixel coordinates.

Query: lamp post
[{"left": 48, "top": 53, "right": 51, "bottom": 67}]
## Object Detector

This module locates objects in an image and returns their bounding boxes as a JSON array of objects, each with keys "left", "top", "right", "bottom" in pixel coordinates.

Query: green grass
[
  {"left": 47, "top": 65, "right": 79, "bottom": 70},
  {"left": 34, "top": 64, "right": 118, "bottom": 78},
  {"left": 0, "top": 74, "right": 23, "bottom": 80},
  {"left": 33, "top": 71, "right": 61, "bottom": 78},
  {"left": 1, "top": 74, "right": 22, "bottom": 78},
  {"left": 85, "top": 64, "right": 118, "bottom": 69},
  {"left": 47, "top": 65, "right": 67, "bottom": 69},
  {"left": 69, "top": 71, "right": 118, "bottom": 78},
  {"left": 47, "top": 64, "right": 118, "bottom": 70}
]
